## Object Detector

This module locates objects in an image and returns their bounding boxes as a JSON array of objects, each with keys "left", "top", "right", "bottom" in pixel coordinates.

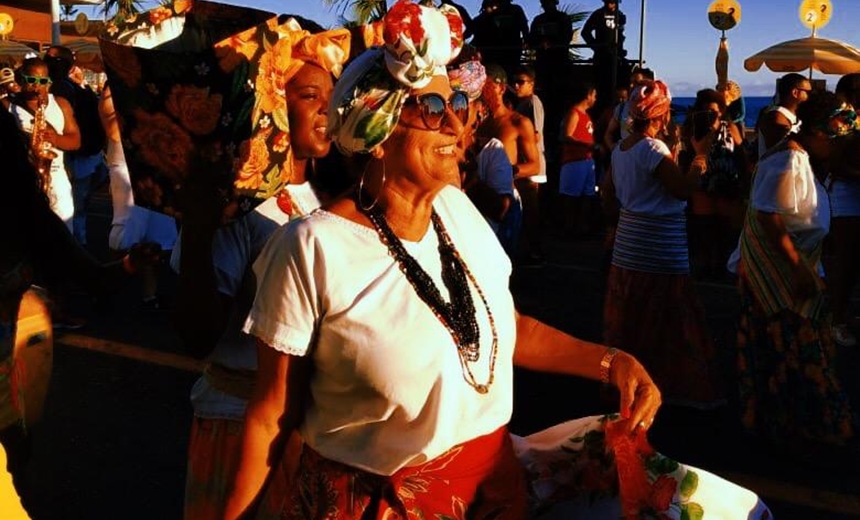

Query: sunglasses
[
  {"left": 22, "top": 75, "right": 52, "bottom": 85},
  {"left": 405, "top": 91, "right": 469, "bottom": 130},
  {"left": 512, "top": 78, "right": 532, "bottom": 86}
]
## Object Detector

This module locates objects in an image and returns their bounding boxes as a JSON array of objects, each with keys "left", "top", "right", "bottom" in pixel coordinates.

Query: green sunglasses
[{"left": 22, "top": 75, "right": 52, "bottom": 85}]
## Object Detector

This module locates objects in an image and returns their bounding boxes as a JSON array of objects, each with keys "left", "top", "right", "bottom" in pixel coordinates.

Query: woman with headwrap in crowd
[
  {"left": 221, "top": 3, "right": 774, "bottom": 519},
  {"left": 168, "top": 16, "right": 351, "bottom": 520},
  {"left": 824, "top": 73, "right": 860, "bottom": 348},
  {"left": 603, "top": 80, "right": 725, "bottom": 410},
  {"left": 737, "top": 89, "right": 857, "bottom": 453}
]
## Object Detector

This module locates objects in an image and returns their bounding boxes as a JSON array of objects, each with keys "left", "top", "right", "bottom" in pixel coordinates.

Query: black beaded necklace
[{"left": 357, "top": 193, "right": 498, "bottom": 394}]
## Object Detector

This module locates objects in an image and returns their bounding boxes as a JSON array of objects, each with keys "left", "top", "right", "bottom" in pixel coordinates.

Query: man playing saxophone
[{"left": 9, "top": 58, "right": 81, "bottom": 231}]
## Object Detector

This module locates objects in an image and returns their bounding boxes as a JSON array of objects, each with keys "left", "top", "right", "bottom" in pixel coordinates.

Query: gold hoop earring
[{"left": 358, "top": 158, "right": 386, "bottom": 211}]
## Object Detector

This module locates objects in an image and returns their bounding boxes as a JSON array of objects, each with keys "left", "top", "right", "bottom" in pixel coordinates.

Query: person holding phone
[{"left": 680, "top": 89, "right": 749, "bottom": 280}]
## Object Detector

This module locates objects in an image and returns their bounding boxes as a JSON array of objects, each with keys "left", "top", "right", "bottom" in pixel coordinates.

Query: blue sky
[{"left": 88, "top": 0, "right": 860, "bottom": 96}]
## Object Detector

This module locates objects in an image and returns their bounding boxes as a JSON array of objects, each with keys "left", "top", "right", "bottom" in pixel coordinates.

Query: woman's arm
[
  {"left": 223, "top": 343, "right": 310, "bottom": 520},
  {"left": 655, "top": 132, "right": 711, "bottom": 200},
  {"left": 513, "top": 313, "right": 662, "bottom": 432}
]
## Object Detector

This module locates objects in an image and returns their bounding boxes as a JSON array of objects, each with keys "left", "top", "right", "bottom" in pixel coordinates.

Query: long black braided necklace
[{"left": 357, "top": 194, "right": 498, "bottom": 394}]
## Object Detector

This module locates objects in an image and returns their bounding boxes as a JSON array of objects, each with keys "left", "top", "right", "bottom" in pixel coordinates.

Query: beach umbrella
[
  {"left": 744, "top": 36, "right": 860, "bottom": 76},
  {"left": 0, "top": 39, "right": 38, "bottom": 65},
  {"left": 64, "top": 38, "right": 104, "bottom": 72}
]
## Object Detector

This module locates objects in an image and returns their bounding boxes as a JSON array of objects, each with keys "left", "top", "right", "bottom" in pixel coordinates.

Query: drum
[{"left": 12, "top": 288, "right": 53, "bottom": 428}]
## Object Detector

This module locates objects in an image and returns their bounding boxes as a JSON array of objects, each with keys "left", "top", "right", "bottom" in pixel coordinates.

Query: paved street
[{"left": 15, "top": 187, "right": 860, "bottom": 519}]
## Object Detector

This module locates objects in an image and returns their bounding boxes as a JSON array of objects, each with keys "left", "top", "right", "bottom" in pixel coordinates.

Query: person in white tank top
[
  {"left": 755, "top": 73, "right": 810, "bottom": 158},
  {"left": 8, "top": 58, "right": 81, "bottom": 231}
]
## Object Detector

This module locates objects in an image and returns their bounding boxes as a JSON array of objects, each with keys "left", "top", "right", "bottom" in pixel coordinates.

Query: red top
[{"left": 561, "top": 107, "right": 594, "bottom": 164}]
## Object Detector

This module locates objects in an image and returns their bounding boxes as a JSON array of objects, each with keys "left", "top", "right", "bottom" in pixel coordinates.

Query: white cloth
[
  {"left": 244, "top": 186, "right": 515, "bottom": 475},
  {"left": 750, "top": 147, "right": 830, "bottom": 254},
  {"left": 9, "top": 95, "right": 74, "bottom": 230},
  {"left": 610, "top": 137, "right": 685, "bottom": 216},
  {"left": 728, "top": 147, "right": 830, "bottom": 276},
  {"left": 515, "top": 416, "right": 772, "bottom": 520},
  {"left": 106, "top": 139, "right": 177, "bottom": 251},
  {"left": 171, "top": 184, "right": 321, "bottom": 420}
]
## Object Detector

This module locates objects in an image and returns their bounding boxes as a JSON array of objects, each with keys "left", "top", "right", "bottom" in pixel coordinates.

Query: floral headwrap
[
  {"left": 329, "top": 0, "right": 465, "bottom": 155},
  {"left": 629, "top": 80, "right": 672, "bottom": 121},
  {"left": 822, "top": 104, "right": 860, "bottom": 138},
  {"left": 448, "top": 60, "right": 486, "bottom": 101},
  {"left": 218, "top": 17, "right": 351, "bottom": 192},
  {"left": 101, "top": 1, "right": 351, "bottom": 220}
]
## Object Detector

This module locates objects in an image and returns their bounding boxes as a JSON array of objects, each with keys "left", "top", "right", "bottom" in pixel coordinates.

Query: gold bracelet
[{"left": 599, "top": 347, "right": 618, "bottom": 384}]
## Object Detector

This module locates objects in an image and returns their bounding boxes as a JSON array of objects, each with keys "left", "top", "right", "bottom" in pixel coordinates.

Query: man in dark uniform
[{"left": 582, "top": 0, "right": 627, "bottom": 99}]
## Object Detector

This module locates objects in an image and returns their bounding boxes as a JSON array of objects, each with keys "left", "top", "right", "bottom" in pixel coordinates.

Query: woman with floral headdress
[
  {"left": 737, "top": 89, "right": 856, "bottom": 450},
  {"left": 224, "top": 3, "right": 770, "bottom": 520},
  {"left": 603, "top": 80, "right": 725, "bottom": 410},
  {"left": 169, "top": 16, "right": 351, "bottom": 520}
]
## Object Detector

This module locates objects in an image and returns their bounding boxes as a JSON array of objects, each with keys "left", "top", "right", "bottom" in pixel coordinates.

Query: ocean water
[{"left": 673, "top": 96, "right": 772, "bottom": 129}]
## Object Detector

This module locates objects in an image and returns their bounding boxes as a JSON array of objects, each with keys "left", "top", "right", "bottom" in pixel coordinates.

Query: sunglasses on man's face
[
  {"left": 406, "top": 91, "right": 470, "bottom": 130},
  {"left": 22, "top": 75, "right": 52, "bottom": 86}
]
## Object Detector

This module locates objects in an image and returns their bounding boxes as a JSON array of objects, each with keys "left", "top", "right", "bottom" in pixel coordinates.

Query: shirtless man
[{"left": 478, "top": 63, "right": 543, "bottom": 262}]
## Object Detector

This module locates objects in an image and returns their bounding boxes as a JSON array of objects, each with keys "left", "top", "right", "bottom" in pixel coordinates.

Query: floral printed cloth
[
  {"left": 514, "top": 415, "right": 772, "bottom": 520},
  {"left": 99, "top": 0, "right": 350, "bottom": 219},
  {"left": 329, "top": 0, "right": 464, "bottom": 155}
]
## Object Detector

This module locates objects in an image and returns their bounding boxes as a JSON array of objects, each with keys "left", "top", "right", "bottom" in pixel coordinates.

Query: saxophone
[{"left": 30, "top": 99, "right": 57, "bottom": 190}]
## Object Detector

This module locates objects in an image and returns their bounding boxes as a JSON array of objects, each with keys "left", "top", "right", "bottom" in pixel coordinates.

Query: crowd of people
[{"left": 1, "top": 0, "right": 859, "bottom": 518}]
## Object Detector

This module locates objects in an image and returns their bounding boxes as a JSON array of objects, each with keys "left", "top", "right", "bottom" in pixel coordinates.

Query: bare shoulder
[
  {"left": 512, "top": 112, "right": 535, "bottom": 133},
  {"left": 54, "top": 95, "right": 74, "bottom": 112}
]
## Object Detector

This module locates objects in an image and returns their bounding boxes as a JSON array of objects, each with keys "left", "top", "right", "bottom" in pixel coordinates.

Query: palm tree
[
  {"left": 323, "top": 0, "right": 387, "bottom": 26},
  {"left": 102, "top": 0, "right": 144, "bottom": 22},
  {"left": 61, "top": 4, "right": 79, "bottom": 22},
  {"left": 560, "top": 3, "right": 589, "bottom": 61}
]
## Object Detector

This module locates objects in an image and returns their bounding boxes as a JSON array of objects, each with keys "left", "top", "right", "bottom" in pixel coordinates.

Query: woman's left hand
[{"left": 609, "top": 352, "right": 662, "bottom": 434}]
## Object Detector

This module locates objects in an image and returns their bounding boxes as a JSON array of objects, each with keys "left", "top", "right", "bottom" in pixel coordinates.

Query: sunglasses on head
[
  {"left": 405, "top": 91, "right": 469, "bottom": 130},
  {"left": 22, "top": 75, "right": 52, "bottom": 85}
]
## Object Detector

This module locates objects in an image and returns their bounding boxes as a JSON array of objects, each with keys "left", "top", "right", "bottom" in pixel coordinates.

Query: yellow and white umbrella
[
  {"left": 64, "top": 38, "right": 104, "bottom": 72},
  {"left": 744, "top": 36, "right": 860, "bottom": 75},
  {"left": 0, "top": 39, "right": 38, "bottom": 66}
]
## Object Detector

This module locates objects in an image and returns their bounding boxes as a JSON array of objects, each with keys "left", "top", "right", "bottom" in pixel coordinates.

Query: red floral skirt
[{"left": 282, "top": 426, "right": 528, "bottom": 520}]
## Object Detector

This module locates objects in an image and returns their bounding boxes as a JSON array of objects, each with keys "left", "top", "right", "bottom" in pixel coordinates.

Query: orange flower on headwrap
[
  {"left": 234, "top": 127, "right": 273, "bottom": 190},
  {"left": 255, "top": 20, "right": 351, "bottom": 116},
  {"left": 215, "top": 24, "right": 262, "bottom": 73},
  {"left": 130, "top": 109, "right": 193, "bottom": 181},
  {"left": 629, "top": 80, "right": 672, "bottom": 121},
  {"left": 165, "top": 84, "right": 223, "bottom": 136}
]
